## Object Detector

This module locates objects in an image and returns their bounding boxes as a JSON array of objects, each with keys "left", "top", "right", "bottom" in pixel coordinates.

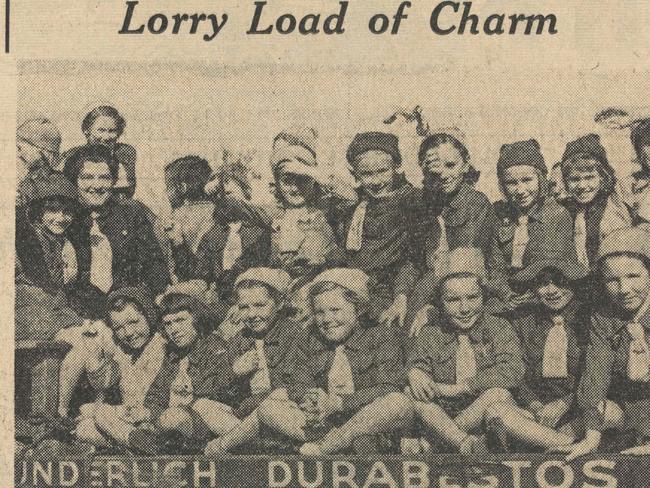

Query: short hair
[
  {"left": 82, "top": 106, "right": 126, "bottom": 137},
  {"left": 418, "top": 133, "right": 480, "bottom": 185},
  {"left": 63, "top": 145, "right": 118, "bottom": 183},
  {"left": 561, "top": 153, "right": 615, "bottom": 196},
  {"left": 28, "top": 197, "right": 78, "bottom": 224},
  {"left": 498, "top": 167, "right": 549, "bottom": 205},
  {"left": 158, "top": 293, "right": 211, "bottom": 336},
  {"left": 436, "top": 272, "right": 485, "bottom": 305},
  {"left": 235, "top": 279, "right": 286, "bottom": 306},
  {"left": 164, "top": 155, "right": 212, "bottom": 201},
  {"left": 107, "top": 297, "right": 150, "bottom": 330},
  {"left": 308, "top": 281, "right": 368, "bottom": 316}
]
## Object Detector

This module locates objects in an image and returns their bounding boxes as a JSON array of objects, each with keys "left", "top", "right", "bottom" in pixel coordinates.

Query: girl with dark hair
[
  {"left": 128, "top": 288, "right": 239, "bottom": 454},
  {"left": 16, "top": 173, "right": 80, "bottom": 295},
  {"left": 559, "top": 134, "right": 631, "bottom": 267},
  {"left": 555, "top": 226, "right": 650, "bottom": 459},
  {"left": 620, "top": 119, "right": 650, "bottom": 224},
  {"left": 491, "top": 139, "right": 576, "bottom": 309},
  {"left": 62, "top": 105, "right": 137, "bottom": 199}
]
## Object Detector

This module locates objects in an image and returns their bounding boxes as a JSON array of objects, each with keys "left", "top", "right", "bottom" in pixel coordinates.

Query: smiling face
[
  {"left": 312, "top": 286, "right": 359, "bottom": 344},
  {"left": 502, "top": 165, "right": 541, "bottom": 211},
  {"left": 421, "top": 142, "right": 468, "bottom": 195},
  {"left": 237, "top": 285, "right": 281, "bottom": 335},
  {"left": 601, "top": 255, "right": 650, "bottom": 314},
  {"left": 162, "top": 310, "right": 199, "bottom": 349},
  {"left": 40, "top": 201, "right": 75, "bottom": 235},
  {"left": 440, "top": 275, "right": 484, "bottom": 331},
  {"left": 533, "top": 271, "right": 575, "bottom": 312},
  {"left": 564, "top": 159, "right": 603, "bottom": 205},
  {"left": 353, "top": 150, "right": 397, "bottom": 198},
  {"left": 276, "top": 170, "right": 315, "bottom": 208},
  {"left": 109, "top": 303, "right": 152, "bottom": 351},
  {"left": 77, "top": 160, "right": 114, "bottom": 208},
  {"left": 85, "top": 115, "right": 120, "bottom": 149}
]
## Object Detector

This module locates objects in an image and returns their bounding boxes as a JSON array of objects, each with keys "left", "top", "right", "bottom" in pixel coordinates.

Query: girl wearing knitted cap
[
  {"left": 483, "top": 244, "right": 592, "bottom": 452},
  {"left": 491, "top": 139, "right": 576, "bottom": 309},
  {"left": 128, "top": 288, "right": 239, "bottom": 454},
  {"left": 251, "top": 268, "right": 413, "bottom": 455},
  {"left": 407, "top": 248, "right": 525, "bottom": 454},
  {"left": 204, "top": 267, "right": 306, "bottom": 455},
  {"left": 555, "top": 226, "right": 650, "bottom": 459},
  {"left": 61, "top": 287, "right": 166, "bottom": 448},
  {"left": 559, "top": 134, "right": 631, "bottom": 268}
]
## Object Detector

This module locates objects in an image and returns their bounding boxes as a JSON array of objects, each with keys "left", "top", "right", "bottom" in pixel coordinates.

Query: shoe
[
  {"left": 459, "top": 435, "right": 489, "bottom": 455},
  {"left": 205, "top": 438, "right": 227, "bottom": 456},
  {"left": 128, "top": 429, "right": 164, "bottom": 455},
  {"left": 299, "top": 442, "right": 323, "bottom": 456},
  {"left": 485, "top": 417, "right": 510, "bottom": 453}
]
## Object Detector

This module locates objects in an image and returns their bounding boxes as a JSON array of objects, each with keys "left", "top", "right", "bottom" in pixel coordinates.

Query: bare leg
[
  {"left": 93, "top": 404, "right": 137, "bottom": 447},
  {"left": 192, "top": 399, "right": 241, "bottom": 436},
  {"left": 57, "top": 348, "right": 88, "bottom": 417},
  {"left": 317, "top": 393, "right": 415, "bottom": 454},
  {"left": 158, "top": 407, "right": 194, "bottom": 438},
  {"left": 486, "top": 403, "right": 574, "bottom": 449},
  {"left": 75, "top": 417, "right": 112, "bottom": 448},
  {"left": 455, "top": 388, "right": 514, "bottom": 433},
  {"left": 414, "top": 400, "right": 468, "bottom": 449},
  {"left": 257, "top": 398, "right": 307, "bottom": 442}
]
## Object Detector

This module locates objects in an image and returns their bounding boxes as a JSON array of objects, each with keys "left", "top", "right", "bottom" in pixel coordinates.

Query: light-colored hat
[
  {"left": 156, "top": 279, "right": 210, "bottom": 306},
  {"left": 434, "top": 248, "right": 488, "bottom": 287},
  {"left": 270, "top": 144, "right": 317, "bottom": 172},
  {"left": 17, "top": 118, "right": 62, "bottom": 154},
  {"left": 273, "top": 125, "right": 318, "bottom": 155},
  {"left": 234, "top": 267, "right": 291, "bottom": 296},
  {"left": 597, "top": 226, "right": 650, "bottom": 262},
  {"left": 308, "top": 268, "right": 370, "bottom": 302}
]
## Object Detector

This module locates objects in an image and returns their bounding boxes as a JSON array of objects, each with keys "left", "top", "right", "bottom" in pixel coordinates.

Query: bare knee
[
  {"left": 75, "top": 418, "right": 101, "bottom": 444},
  {"left": 484, "top": 402, "right": 512, "bottom": 423},
  {"left": 379, "top": 392, "right": 415, "bottom": 418},
  {"left": 479, "top": 388, "right": 513, "bottom": 405},
  {"left": 158, "top": 407, "right": 193, "bottom": 434}
]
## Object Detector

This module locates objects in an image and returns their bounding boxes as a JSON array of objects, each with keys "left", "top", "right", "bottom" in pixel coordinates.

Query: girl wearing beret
[
  {"left": 128, "top": 291, "right": 239, "bottom": 454},
  {"left": 204, "top": 267, "right": 307, "bottom": 455},
  {"left": 407, "top": 248, "right": 525, "bottom": 454},
  {"left": 559, "top": 134, "right": 631, "bottom": 268},
  {"left": 491, "top": 139, "right": 577, "bottom": 310},
  {"left": 250, "top": 268, "right": 413, "bottom": 455},
  {"left": 556, "top": 226, "right": 650, "bottom": 459},
  {"left": 484, "top": 246, "right": 591, "bottom": 452},
  {"left": 404, "top": 131, "right": 504, "bottom": 325}
]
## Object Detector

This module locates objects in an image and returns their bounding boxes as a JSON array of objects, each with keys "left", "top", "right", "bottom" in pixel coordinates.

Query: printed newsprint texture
[{"left": 3, "top": 1, "right": 650, "bottom": 487}]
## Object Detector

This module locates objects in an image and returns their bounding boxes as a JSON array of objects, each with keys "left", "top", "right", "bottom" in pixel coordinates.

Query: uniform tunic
[
  {"left": 408, "top": 309, "right": 525, "bottom": 412},
  {"left": 578, "top": 307, "right": 650, "bottom": 436}
]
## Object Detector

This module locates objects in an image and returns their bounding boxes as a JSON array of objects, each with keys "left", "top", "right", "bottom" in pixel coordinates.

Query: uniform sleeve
[
  {"left": 407, "top": 326, "right": 435, "bottom": 373},
  {"left": 134, "top": 209, "right": 171, "bottom": 294},
  {"left": 339, "top": 328, "right": 404, "bottom": 414},
  {"left": 287, "top": 338, "right": 317, "bottom": 403},
  {"left": 468, "top": 318, "right": 525, "bottom": 393},
  {"left": 577, "top": 314, "right": 615, "bottom": 432},
  {"left": 192, "top": 338, "right": 234, "bottom": 403},
  {"left": 213, "top": 196, "right": 276, "bottom": 231}
]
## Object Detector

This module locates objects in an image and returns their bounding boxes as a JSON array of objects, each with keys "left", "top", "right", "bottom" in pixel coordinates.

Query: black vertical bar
[{"left": 5, "top": 0, "right": 9, "bottom": 53}]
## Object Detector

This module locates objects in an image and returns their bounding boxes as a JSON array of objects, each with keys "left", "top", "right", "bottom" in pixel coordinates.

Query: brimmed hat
[
  {"left": 597, "top": 226, "right": 650, "bottom": 262},
  {"left": 497, "top": 139, "right": 547, "bottom": 180},
  {"left": 434, "top": 248, "right": 488, "bottom": 288},
  {"left": 562, "top": 133, "right": 608, "bottom": 165},
  {"left": 17, "top": 118, "right": 62, "bottom": 154},
  {"left": 308, "top": 268, "right": 370, "bottom": 302},
  {"left": 270, "top": 144, "right": 317, "bottom": 173},
  {"left": 156, "top": 279, "right": 212, "bottom": 306},
  {"left": 107, "top": 286, "right": 159, "bottom": 331},
  {"left": 346, "top": 132, "right": 402, "bottom": 167},
  {"left": 26, "top": 172, "right": 78, "bottom": 204},
  {"left": 511, "top": 251, "right": 589, "bottom": 285},
  {"left": 234, "top": 267, "right": 291, "bottom": 297}
]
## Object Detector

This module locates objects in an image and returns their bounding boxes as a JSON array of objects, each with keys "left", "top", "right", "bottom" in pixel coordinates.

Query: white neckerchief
[
  {"left": 250, "top": 339, "right": 272, "bottom": 394},
  {"left": 61, "top": 239, "right": 78, "bottom": 284},
  {"left": 626, "top": 293, "right": 650, "bottom": 382},
  {"left": 542, "top": 315, "right": 569, "bottom": 378},
  {"left": 328, "top": 345, "right": 355, "bottom": 395},
  {"left": 89, "top": 211, "right": 113, "bottom": 293},
  {"left": 169, "top": 356, "right": 194, "bottom": 407},
  {"left": 222, "top": 222, "right": 243, "bottom": 270},
  {"left": 511, "top": 215, "right": 529, "bottom": 268},
  {"left": 346, "top": 200, "right": 368, "bottom": 251},
  {"left": 574, "top": 210, "right": 590, "bottom": 267},
  {"left": 455, "top": 334, "right": 477, "bottom": 384}
]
